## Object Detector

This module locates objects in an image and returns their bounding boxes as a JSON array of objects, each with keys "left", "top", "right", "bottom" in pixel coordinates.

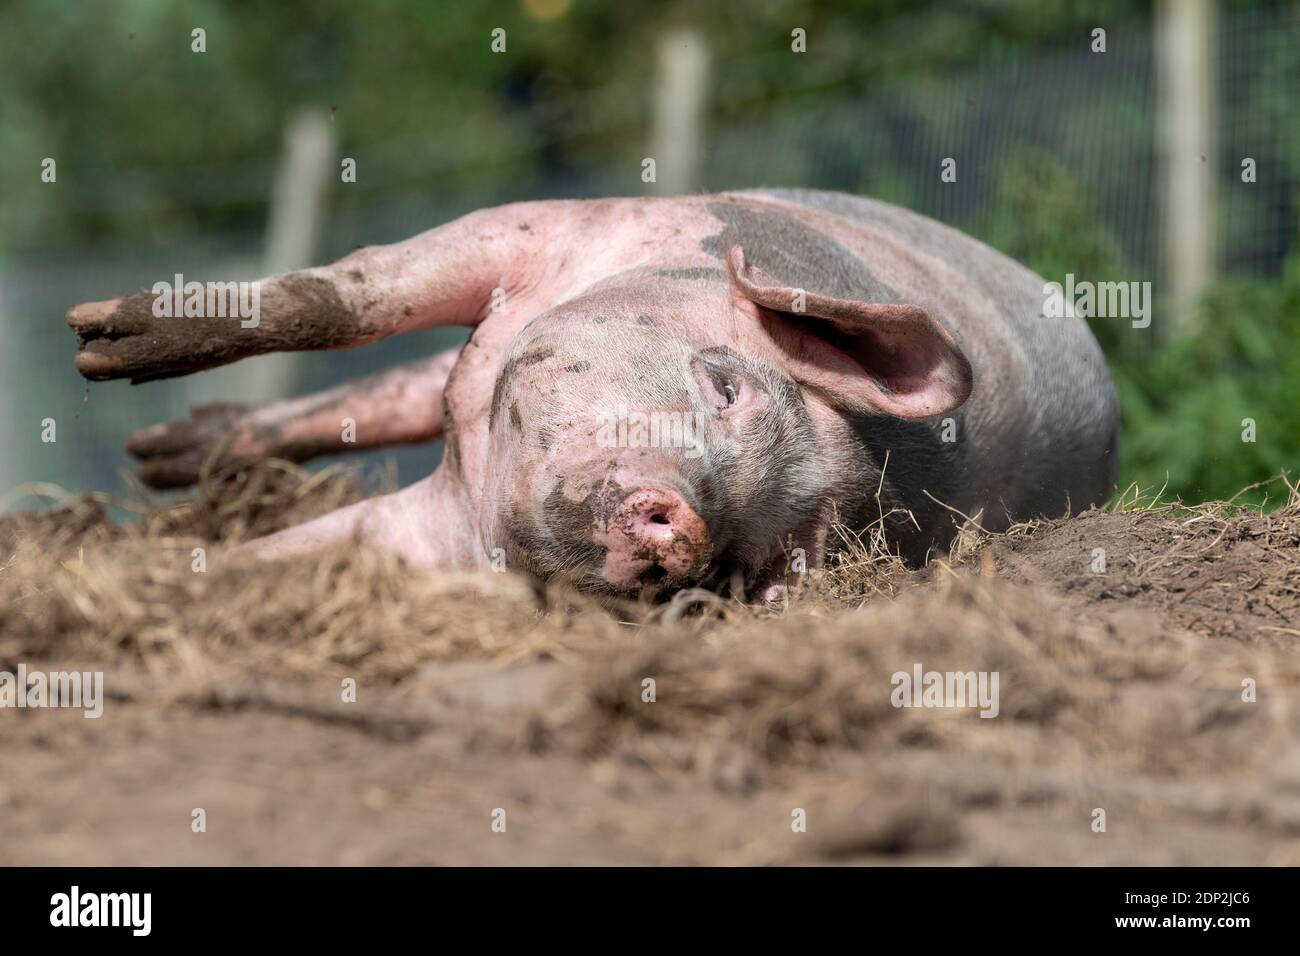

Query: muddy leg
[
  {"left": 69, "top": 203, "right": 539, "bottom": 383},
  {"left": 127, "top": 348, "right": 460, "bottom": 488}
]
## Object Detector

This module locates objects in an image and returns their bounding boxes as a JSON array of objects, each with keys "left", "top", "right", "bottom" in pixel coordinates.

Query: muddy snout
[{"left": 599, "top": 487, "right": 713, "bottom": 590}]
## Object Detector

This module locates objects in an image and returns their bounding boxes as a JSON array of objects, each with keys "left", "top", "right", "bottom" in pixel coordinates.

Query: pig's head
[{"left": 481, "top": 246, "right": 972, "bottom": 602}]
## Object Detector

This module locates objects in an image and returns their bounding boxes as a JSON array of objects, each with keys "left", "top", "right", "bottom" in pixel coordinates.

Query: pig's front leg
[
  {"left": 236, "top": 467, "right": 478, "bottom": 570},
  {"left": 68, "top": 203, "right": 544, "bottom": 384},
  {"left": 125, "top": 347, "right": 461, "bottom": 488}
]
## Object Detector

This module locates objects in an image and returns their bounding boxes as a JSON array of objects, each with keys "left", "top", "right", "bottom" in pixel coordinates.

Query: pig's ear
[{"left": 727, "top": 246, "right": 972, "bottom": 419}]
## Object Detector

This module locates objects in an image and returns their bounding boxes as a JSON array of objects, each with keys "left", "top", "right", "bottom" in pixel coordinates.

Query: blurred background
[{"left": 1, "top": 0, "right": 1297, "bottom": 511}]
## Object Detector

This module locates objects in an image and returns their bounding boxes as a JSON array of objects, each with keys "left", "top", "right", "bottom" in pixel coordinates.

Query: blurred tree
[
  {"left": 984, "top": 145, "right": 1134, "bottom": 353},
  {"left": 1, "top": 0, "right": 1155, "bottom": 254}
]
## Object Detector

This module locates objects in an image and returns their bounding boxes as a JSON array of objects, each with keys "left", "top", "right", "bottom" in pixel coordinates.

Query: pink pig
[{"left": 68, "top": 190, "right": 1119, "bottom": 601}]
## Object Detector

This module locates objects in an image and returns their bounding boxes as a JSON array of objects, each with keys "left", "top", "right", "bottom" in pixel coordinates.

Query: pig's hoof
[
  {"left": 126, "top": 403, "right": 257, "bottom": 489},
  {"left": 68, "top": 293, "right": 257, "bottom": 384}
]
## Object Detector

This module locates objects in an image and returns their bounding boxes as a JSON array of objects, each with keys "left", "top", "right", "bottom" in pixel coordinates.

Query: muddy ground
[{"left": 1, "top": 465, "right": 1298, "bottom": 865}]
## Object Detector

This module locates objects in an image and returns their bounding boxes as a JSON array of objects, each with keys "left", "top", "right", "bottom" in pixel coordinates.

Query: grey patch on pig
[
  {"left": 489, "top": 346, "right": 557, "bottom": 431},
  {"left": 515, "top": 346, "right": 555, "bottom": 367},
  {"left": 749, "top": 188, "right": 971, "bottom": 269},
  {"left": 751, "top": 188, "right": 1028, "bottom": 315},
  {"left": 655, "top": 268, "right": 725, "bottom": 281},
  {"left": 564, "top": 361, "right": 591, "bottom": 373},
  {"left": 844, "top": 413, "right": 971, "bottom": 565},
  {"left": 505, "top": 484, "right": 615, "bottom": 587},
  {"left": 700, "top": 201, "right": 899, "bottom": 303},
  {"left": 500, "top": 503, "right": 597, "bottom": 586},
  {"left": 755, "top": 187, "right": 1122, "bottom": 525},
  {"left": 489, "top": 375, "right": 509, "bottom": 433},
  {"left": 509, "top": 403, "right": 523, "bottom": 432},
  {"left": 440, "top": 391, "right": 462, "bottom": 478}
]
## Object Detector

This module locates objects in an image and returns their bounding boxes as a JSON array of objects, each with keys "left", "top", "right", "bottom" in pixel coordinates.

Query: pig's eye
[
  {"left": 701, "top": 369, "right": 741, "bottom": 409},
  {"left": 692, "top": 348, "right": 758, "bottom": 415}
]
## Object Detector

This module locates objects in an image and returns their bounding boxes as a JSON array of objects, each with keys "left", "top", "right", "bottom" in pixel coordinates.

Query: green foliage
[
  {"left": 984, "top": 145, "right": 1146, "bottom": 362},
  {"left": 1112, "top": 258, "right": 1300, "bottom": 505},
  {"left": 986, "top": 145, "right": 1133, "bottom": 280},
  {"left": 982, "top": 145, "right": 1299, "bottom": 505},
  {"left": 0, "top": 0, "right": 1153, "bottom": 254}
]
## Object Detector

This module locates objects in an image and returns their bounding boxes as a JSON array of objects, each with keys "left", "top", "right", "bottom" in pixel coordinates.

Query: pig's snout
[{"left": 600, "top": 487, "right": 712, "bottom": 590}]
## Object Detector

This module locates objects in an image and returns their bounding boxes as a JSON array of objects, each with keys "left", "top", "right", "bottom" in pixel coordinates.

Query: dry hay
[{"left": 1, "top": 464, "right": 1298, "bottom": 864}]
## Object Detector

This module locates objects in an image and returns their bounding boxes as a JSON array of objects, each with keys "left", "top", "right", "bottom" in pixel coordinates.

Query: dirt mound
[
  {"left": 1, "top": 467, "right": 1297, "bottom": 865},
  {"left": 975, "top": 501, "right": 1300, "bottom": 645}
]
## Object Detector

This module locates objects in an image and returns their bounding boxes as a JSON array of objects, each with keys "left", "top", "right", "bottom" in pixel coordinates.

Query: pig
[{"left": 68, "top": 189, "right": 1119, "bottom": 602}]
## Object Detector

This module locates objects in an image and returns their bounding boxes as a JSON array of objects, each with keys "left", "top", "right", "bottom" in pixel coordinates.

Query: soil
[{"left": 1, "top": 465, "right": 1297, "bottom": 865}]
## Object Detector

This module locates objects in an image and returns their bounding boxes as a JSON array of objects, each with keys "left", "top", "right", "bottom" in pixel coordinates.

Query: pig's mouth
[
  {"left": 697, "top": 542, "right": 797, "bottom": 603},
  {"left": 510, "top": 474, "right": 820, "bottom": 604},
  {"left": 520, "top": 530, "right": 800, "bottom": 606},
  {"left": 575, "top": 550, "right": 764, "bottom": 604},
  {"left": 699, "top": 518, "right": 829, "bottom": 605},
  {"left": 499, "top": 483, "right": 701, "bottom": 600}
]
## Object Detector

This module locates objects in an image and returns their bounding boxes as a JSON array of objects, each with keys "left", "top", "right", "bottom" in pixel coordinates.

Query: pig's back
[{"left": 745, "top": 187, "right": 1120, "bottom": 525}]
